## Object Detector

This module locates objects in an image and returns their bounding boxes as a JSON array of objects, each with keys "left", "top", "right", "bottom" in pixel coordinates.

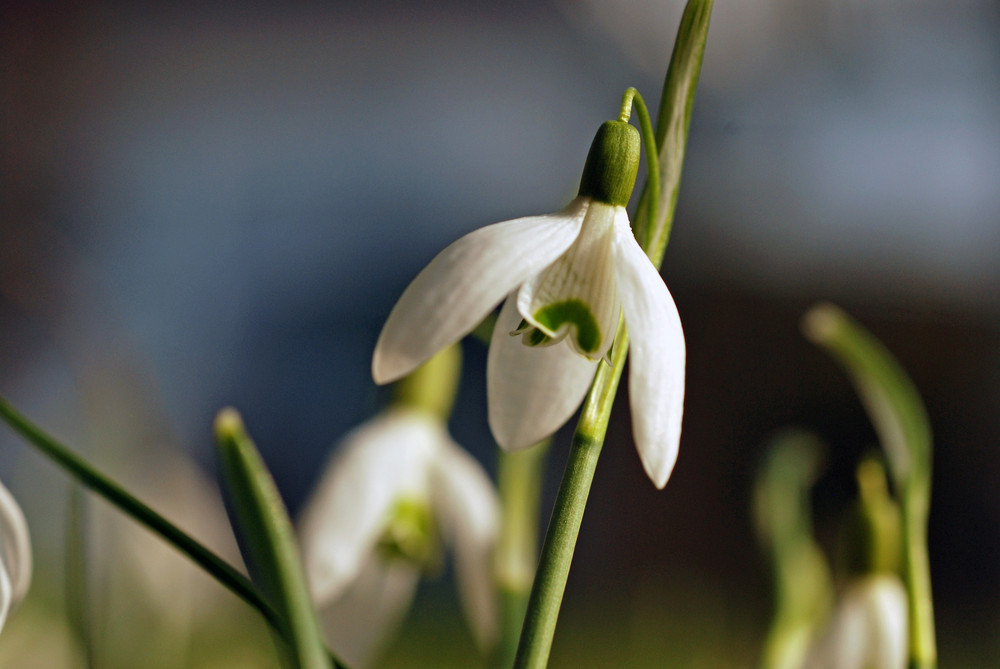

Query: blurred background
[{"left": 1, "top": 0, "right": 998, "bottom": 666}]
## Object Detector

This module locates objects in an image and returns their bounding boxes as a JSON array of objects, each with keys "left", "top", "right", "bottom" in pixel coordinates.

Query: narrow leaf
[{"left": 214, "top": 408, "right": 331, "bottom": 669}]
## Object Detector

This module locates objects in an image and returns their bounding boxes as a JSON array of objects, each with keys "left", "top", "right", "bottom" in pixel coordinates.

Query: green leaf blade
[{"left": 214, "top": 408, "right": 331, "bottom": 669}]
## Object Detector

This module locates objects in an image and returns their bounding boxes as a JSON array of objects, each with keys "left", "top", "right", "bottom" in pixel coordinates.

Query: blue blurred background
[{"left": 1, "top": 0, "right": 999, "bottom": 666}]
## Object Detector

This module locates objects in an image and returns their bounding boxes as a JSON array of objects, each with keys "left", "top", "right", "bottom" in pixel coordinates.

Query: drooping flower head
[
  {"left": 373, "top": 119, "right": 685, "bottom": 487},
  {"left": 800, "top": 575, "right": 908, "bottom": 669},
  {"left": 299, "top": 348, "right": 499, "bottom": 668}
]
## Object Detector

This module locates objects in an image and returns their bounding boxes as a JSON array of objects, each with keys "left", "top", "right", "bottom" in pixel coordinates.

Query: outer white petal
[
  {"left": 0, "top": 479, "right": 31, "bottom": 629},
  {"left": 316, "top": 556, "right": 421, "bottom": 669},
  {"left": 802, "top": 575, "right": 908, "bottom": 669},
  {"left": 429, "top": 440, "right": 501, "bottom": 650},
  {"left": 298, "top": 410, "right": 439, "bottom": 603},
  {"left": 613, "top": 212, "right": 686, "bottom": 489},
  {"left": 0, "top": 562, "right": 10, "bottom": 637},
  {"left": 372, "top": 198, "right": 588, "bottom": 384},
  {"left": 487, "top": 297, "right": 598, "bottom": 450}
]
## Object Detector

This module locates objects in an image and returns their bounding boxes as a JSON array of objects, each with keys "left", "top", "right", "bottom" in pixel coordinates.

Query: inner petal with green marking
[
  {"left": 376, "top": 497, "right": 440, "bottom": 570},
  {"left": 532, "top": 299, "right": 601, "bottom": 353},
  {"left": 515, "top": 201, "right": 622, "bottom": 360}
]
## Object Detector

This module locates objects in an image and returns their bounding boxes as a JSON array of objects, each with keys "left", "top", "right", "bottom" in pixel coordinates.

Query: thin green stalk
[
  {"left": 492, "top": 441, "right": 550, "bottom": 669},
  {"left": 513, "top": 322, "right": 629, "bottom": 669},
  {"left": 620, "top": 87, "right": 660, "bottom": 244},
  {"left": 66, "top": 485, "right": 96, "bottom": 669},
  {"left": 754, "top": 431, "right": 832, "bottom": 669},
  {"left": 0, "top": 395, "right": 348, "bottom": 668},
  {"left": 512, "top": 1, "right": 712, "bottom": 666}
]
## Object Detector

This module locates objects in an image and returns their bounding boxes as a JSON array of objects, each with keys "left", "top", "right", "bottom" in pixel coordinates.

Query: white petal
[
  {"left": 372, "top": 198, "right": 588, "bottom": 384},
  {"left": 613, "top": 213, "right": 686, "bottom": 489},
  {"left": 0, "top": 562, "right": 11, "bottom": 636},
  {"left": 517, "top": 202, "right": 621, "bottom": 360},
  {"left": 0, "top": 480, "right": 31, "bottom": 617},
  {"left": 316, "top": 557, "right": 421, "bottom": 669},
  {"left": 298, "top": 410, "right": 439, "bottom": 603},
  {"left": 488, "top": 297, "right": 598, "bottom": 450},
  {"left": 430, "top": 441, "right": 501, "bottom": 650},
  {"left": 803, "top": 575, "right": 908, "bottom": 669}
]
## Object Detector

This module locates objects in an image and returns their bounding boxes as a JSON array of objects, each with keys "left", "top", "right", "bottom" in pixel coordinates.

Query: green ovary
[{"left": 533, "top": 299, "right": 601, "bottom": 354}]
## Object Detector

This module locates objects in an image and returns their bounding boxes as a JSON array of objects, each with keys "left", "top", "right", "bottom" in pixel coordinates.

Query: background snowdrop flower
[
  {"left": 373, "top": 120, "right": 685, "bottom": 488},
  {"left": 0, "top": 479, "right": 31, "bottom": 635},
  {"left": 298, "top": 407, "right": 500, "bottom": 668},
  {"left": 800, "top": 575, "right": 908, "bottom": 669}
]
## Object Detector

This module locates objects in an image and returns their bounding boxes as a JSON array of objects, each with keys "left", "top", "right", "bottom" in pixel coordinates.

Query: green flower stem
[
  {"left": 492, "top": 440, "right": 550, "bottom": 669},
  {"left": 512, "top": 2, "right": 712, "bottom": 666},
  {"left": 0, "top": 395, "right": 348, "bottom": 668},
  {"left": 802, "top": 303, "right": 936, "bottom": 669},
  {"left": 215, "top": 408, "right": 331, "bottom": 669},
  {"left": 754, "top": 430, "right": 832, "bottom": 669},
  {"left": 66, "top": 485, "right": 96, "bottom": 669},
  {"left": 513, "top": 322, "right": 629, "bottom": 669},
  {"left": 394, "top": 343, "right": 462, "bottom": 420}
]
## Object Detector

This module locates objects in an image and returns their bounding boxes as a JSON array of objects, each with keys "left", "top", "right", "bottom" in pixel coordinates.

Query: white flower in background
[
  {"left": 0, "top": 479, "right": 31, "bottom": 635},
  {"left": 373, "top": 120, "right": 685, "bottom": 488},
  {"left": 298, "top": 408, "right": 499, "bottom": 668},
  {"left": 801, "top": 575, "right": 908, "bottom": 669}
]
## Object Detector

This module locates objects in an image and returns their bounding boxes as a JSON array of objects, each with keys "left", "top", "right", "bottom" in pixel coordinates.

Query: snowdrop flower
[
  {"left": 373, "top": 120, "right": 685, "bottom": 488},
  {"left": 298, "top": 407, "right": 499, "bottom": 668},
  {"left": 801, "top": 575, "right": 908, "bottom": 669},
  {"left": 0, "top": 479, "right": 31, "bottom": 635}
]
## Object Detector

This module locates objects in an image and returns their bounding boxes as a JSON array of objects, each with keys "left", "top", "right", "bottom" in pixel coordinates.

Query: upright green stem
[
  {"left": 754, "top": 431, "right": 833, "bottom": 669},
  {"left": 513, "top": 324, "right": 629, "bottom": 669},
  {"left": 512, "top": 2, "right": 712, "bottom": 666},
  {"left": 492, "top": 441, "right": 550, "bottom": 669},
  {"left": 66, "top": 485, "right": 96, "bottom": 669}
]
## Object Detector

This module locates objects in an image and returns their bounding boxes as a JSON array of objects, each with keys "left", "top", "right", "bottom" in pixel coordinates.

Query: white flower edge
[
  {"left": 315, "top": 557, "right": 421, "bottom": 669},
  {"left": 487, "top": 296, "right": 598, "bottom": 450},
  {"left": 430, "top": 440, "right": 501, "bottom": 649},
  {"left": 612, "top": 212, "right": 686, "bottom": 489},
  {"left": 372, "top": 199, "right": 589, "bottom": 384},
  {"left": 298, "top": 410, "right": 440, "bottom": 603},
  {"left": 802, "top": 575, "right": 908, "bottom": 669},
  {"left": 0, "top": 479, "right": 31, "bottom": 633}
]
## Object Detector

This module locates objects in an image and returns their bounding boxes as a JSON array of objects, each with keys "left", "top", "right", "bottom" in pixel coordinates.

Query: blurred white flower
[
  {"left": 801, "top": 575, "right": 908, "bottom": 669},
  {"left": 298, "top": 408, "right": 499, "bottom": 668},
  {"left": 0, "top": 479, "right": 31, "bottom": 635},
  {"left": 372, "top": 122, "right": 685, "bottom": 488}
]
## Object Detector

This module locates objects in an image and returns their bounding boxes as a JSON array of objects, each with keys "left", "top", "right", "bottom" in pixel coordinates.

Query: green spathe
[
  {"left": 533, "top": 299, "right": 601, "bottom": 354},
  {"left": 577, "top": 120, "right": 640, "bottom": 207}
]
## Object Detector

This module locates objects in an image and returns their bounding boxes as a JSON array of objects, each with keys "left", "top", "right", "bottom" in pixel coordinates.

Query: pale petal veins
[
  {"left": 516, "top": 202, "right": 621, "bottom": 360},
  {"left": 613, "top": 212, "right": 686, "bottom": 489},
  {"left": 488, "top": 298, "right": 598, "bottom": 451},
  {"left": 373, "top": 199, "right": 588, "bottom": 384},
  {"left": 0, "top": 479, "right": 30, "bottom": 634}
]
